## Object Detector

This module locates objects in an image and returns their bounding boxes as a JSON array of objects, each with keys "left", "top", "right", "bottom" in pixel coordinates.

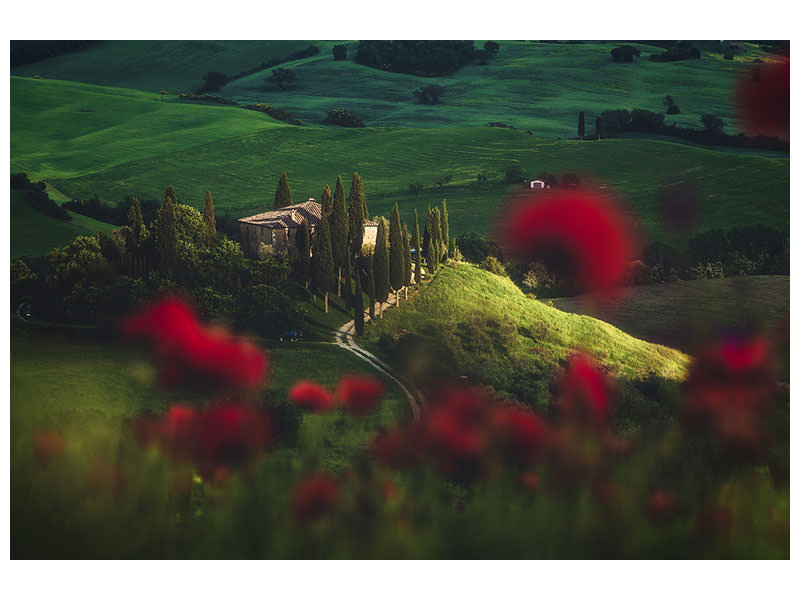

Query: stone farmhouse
[{"left": 238, "top": 199, "right": 378, "bottom": 258}]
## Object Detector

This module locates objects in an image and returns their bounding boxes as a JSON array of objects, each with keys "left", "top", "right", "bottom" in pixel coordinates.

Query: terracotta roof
[
  {"left": 238, "top": 199, "right": 322, "bottom": 228},
  {"left": 364, "top": 219, "right": 378, "bottom": 227}
]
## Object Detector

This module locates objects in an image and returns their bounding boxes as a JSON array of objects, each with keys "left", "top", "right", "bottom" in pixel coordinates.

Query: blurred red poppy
[
  {"left": 289, "top": 381, "right": 334, "bottom": 414},
  {"left": 33, "top": 429, "right": 66, "bottom": 463},
  {"left": 371, "top": 424, "right": 427, "bottom": 469},
  {"left": 121, "top": 297, "right": 268, "bottom": 390},
  {"left": 647, "top": 489, "right": 678, "bottom": 522},
  {"left": 291, "top": 473, "right": 339, "bottom": 522},
  {"left": 497, "top": 189, "right": 635, "bottom": 293},
  {"left": 682, "top": 336, "right": 776, "bottom": 457},
  {"left": 133, "top": 401, "right": 271, "bottom": 479},
  {"left": 492, "top": 407, "right": 552, "bottom": 466},
  {"left": 557, "top": 354, "right": 613, "bottom": 428},
  {"left": 426, "top": 386, "right": 493, "bottom": 461},
  {"left": 735, "top": 58, "right": 790, "bottom": 139},
  {"left": 337, "top": 374, "right": 385, "bottom": 417}
]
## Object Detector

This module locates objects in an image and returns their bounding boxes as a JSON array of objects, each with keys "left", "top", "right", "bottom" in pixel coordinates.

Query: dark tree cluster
[
  {"left": 242, "top": 104, "right": 303, "bottom": 126},
  {"left": 326, "top": 108, "right": 365, "bottom": 128},
  {"left": 11, "top": 41, "right": 101, "bottom": 69},
  {"left": 355, "top": 40, "right": 496, "bottom": 77},
  {"left": 610, "top": 45, "right": 641, "bottom": 62},
  {"left": 265, "top": 67, "right": 298, "bottom": 91},
  {"left": 413, "top": 84, "right": 445, "bottom": 105},
  {"left": 332, "top": 45, "right": 347, "bottom": 61},
  {"left": 649, "top": 42, "right": 701, "bottom": 62},
  {"left": 664, "top": 95, "right": 680, "bottom": 114},
  {"left": 177, "top": 93, "right": 238, "bottom": 106},
  {"left": 196, "top": 71, "right": 230, "bottom": 94},
  {"left": 11, "top": 173, "right": 70, "bottom": 221},
  {"left": 62, "top": 194, "right": 160, "bottom": 227}
]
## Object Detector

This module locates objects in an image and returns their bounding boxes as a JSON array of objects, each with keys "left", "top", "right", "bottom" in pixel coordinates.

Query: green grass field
[
  {"left": 551, "top": 276, "right": 790, "bottom": 354},
  {"left": 363, "top": 263, "right": 690, "bottom": 383},
  {"left": 10, "top": 189, "right": 117, "bottom": 259},
  {"left": 11, "top": 40, "right": 313, "bottom": 94},
  {"left": 10, "top": 323, "right": 410, "bottom": 471}
]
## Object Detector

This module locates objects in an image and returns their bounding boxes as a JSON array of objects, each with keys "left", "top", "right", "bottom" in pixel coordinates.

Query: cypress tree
[
  {"left": 203, "top": 190, "right": 216, "bottom": 236},
  {"left": 343, "top": 255, "right": 352, "bottom": 309},
  {"left": 422, "top": 208, "right": 432, "bottom": 259},
  {"left": 412, "top": 209, "right": 422, "bottom": 285},
  {"left": 347, "top": 173, "right": 366, "bottom": 255},
  {"left": 367, "top": 252, "right": 376, "bottom": 319},
  {"left": 374, "top": 217, "right": 389, "bottom": 318},
  {"left": 354, "top": 259, "right": 364, "bottom": 336},
  {"left": 165, "top": 185, "right": 179, "bottom": 204},
  {"left": 389, "top": 203, "right": 403, "bottom": 304},
  {"left": 274, "top": 172, "right": 292, "bottom": 209},
  {"left": 295, "top": 219, "right": 311, "bottom": 287},
  {"left": 440, "top": 199, "right": 449, "bottom": 261},
  {"left": 156, "top": 189, "right": 178, "bottom": 274},
  {"left": 402, "top": 224, "right": 411, "bottom": 298},
  {"left": 320, "top": 184, "right": 333, "bottom": 218},
  {"left": 578, "top": 111, "right": 585, "bottom": 140},
  {"left": 428, "top": 208, "right": 441, "bottom": 273},
  {"left": 311, "top": 212, "right": 336, "bottom": 313},
  {"left": 330, "top": 176, "right": 349, "bottom": 296},
  {"left": 595, "top": 116, "right": 602, "bottom": 140},
  {"left": 128, "top": 196, "right": 145, "bottom": 242}
]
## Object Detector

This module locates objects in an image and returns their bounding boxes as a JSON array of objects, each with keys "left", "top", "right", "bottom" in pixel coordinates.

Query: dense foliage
[
  {"left": 11, "top": 173, "right": 70, "bottom": 221},
  {"left": 355, "top": 40, "right": 495, "bottom": 76},
  {"left": 326, "top": 108, "right": 365, "bottom": 128}
]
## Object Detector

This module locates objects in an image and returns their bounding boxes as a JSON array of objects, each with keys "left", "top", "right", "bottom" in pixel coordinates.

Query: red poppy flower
[
  {"left": 520, "top": 471, "right": 540, "bottom": 492},
  {"left": 425, "top": 386, "right": 493, "bottom": 461},
  {"left": 122, "top": 297, "right": 268, "bottom": 390},
  {"left": 337, "top": 374, "right": 384, "bottom": 417},
  {"left": 289, "top": 381, "right": 334, "bottom": 414},
  {"left": 291, "top": 473, "right": 339, "bottom": 522},
  {"left": 647, "top": 489, "right": 677, "bottom": 522},
  {"left": 133, "top": 401, "right": 271, "bottom": 478},
  {"left": 557, "top": 354, "right": 613, "bottom": 427},
  {"left": 492, "top": 407, "right": 552, "bottom": 466},
  {"left": 33, "top": 429, "right": 66, "bottom": 463},
  {"left": 497, "top": 189, "right": 635, "bottom": 293},
  {"left": 735, "top": 58, "right": 790, "bottom": 139},
  {"left": 682, "top": 336, "right": 775, "bottom": 456},
  {"left": 371, "top": 424, "right": 427, "bottom": 469}
]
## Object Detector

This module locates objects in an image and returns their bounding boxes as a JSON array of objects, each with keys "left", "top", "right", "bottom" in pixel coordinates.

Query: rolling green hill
[
  {"left": 10, "top": 189, "right": 116, "bottom": 259},
  {"left": 11, "top": 40, "right": 312, "bottom": 94},
  {"left": 362, "top": 263, "right": 690, "bottom": 391},
  {"left": 10, "top": 76, "right": 288, "bottom": 180},
  {"left": 552, "top": 276, "right": 790, "bottom": 355}
]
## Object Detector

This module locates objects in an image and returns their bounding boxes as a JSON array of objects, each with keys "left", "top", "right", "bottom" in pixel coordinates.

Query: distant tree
[
  {"left": 155, "top": 189, "right": 178, "bottom": 274},
  {"left": 664, "top": 95, "right": 680, "bottom": 114},
  {"left": 578, "top": 111, "right": 585, "bottom": 139},
  {"left": 409, "top": 182, "right": 424, "bottom": 196},
  {"left": 374, "top": 218, "right": 390, "bottom": 317},
  {"left": 320, "top": 184, "right": 333, "bottom": 218},
  {"left": 700, "top": 114, "right": 725, "bottom": 134},
  {"left": 295, "top": 219, "right": 311, "bottom": 287},
  {"left": 326, "top": 108, "right": 365, "bottom": 127},
  {"left": 311, "top": 213, "right": 336, "bottom": 313},
  {"left": 330, "top": 176, "right": 349, "bottom": 295},
  {"left": 505, "top": 165, "right": 524, "bottom": 183},
  {"left": 128, "top": 196, "right": 145, "bottom": 241},
  {"left": 347, "top": 173, "right": 366, "bottom": 256},
  {"left": 367, "top": 252, "right": 376, "bottom": 319},
  {"left": 610, "top": 45, "right": 641, "bottom": 62},
  {"left": 199, "top": 71, "right": 229, "bottom": 93},
  {"left": 354, "top": 258, "right": 364, "bottom": 335},
  {"left": 203, "top": 190, "right": 216, "bottom": 237},
  {"left": 413, "top": 84, "right": 446, "bottom": 105},
  {"left": 483, "top": 41, "right": 500, "bottom": 59},
  {"left": 266, "top": 67, "right": 297, "bottom": 91},
  {"left": 440, "top": 199, "right": 449, "bottom": 261},
  {"left": 389, "top": 204, "right": 404, "bottom": 304},
  {"left": 274, "top": 172, "right": 292, "bottom": 209},
  {"left": 402, "top": 224, "right": 412, "bottom": 292},
  {"left": 333, "top": 44, "right": 347, "bottom": 61},
  {"left": 595, "top": 116, "right": 602, "bottom": 139},
  {"left": 631, "top": 109, "right": 665, "bottom": 132},
  {"left": 412, "top": 208, "right": 422, "bottom": 285},
  {"left": 599, "top": 109, "right": 632, "bottom": 134}
]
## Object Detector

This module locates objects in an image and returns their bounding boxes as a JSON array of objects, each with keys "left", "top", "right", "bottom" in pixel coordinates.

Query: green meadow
[{"left": 10, "top": 189, "right": 116, "bottom": 259}]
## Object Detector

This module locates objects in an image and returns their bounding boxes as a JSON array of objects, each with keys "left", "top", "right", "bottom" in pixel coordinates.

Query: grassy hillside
[
  {"left": 10, "top": 189, "right": 116, "bottom": 259},
  {"left": 10, "top": 76, "right": 287, "bottom": 179},
  {"left": 552, "top": 276, "right": 790, "bottom": 355},
  {"left": 361, "top": 264, "right": 690, "bottom": 404},
  {"left": 43, "top": 127, "right": 788, "bottom": 245},
  {"left": 10, "top": 40, "right": 312, "bottom": 94},
  {"left": 13, "top": 41, "right": 771, "bottom": 137}
]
